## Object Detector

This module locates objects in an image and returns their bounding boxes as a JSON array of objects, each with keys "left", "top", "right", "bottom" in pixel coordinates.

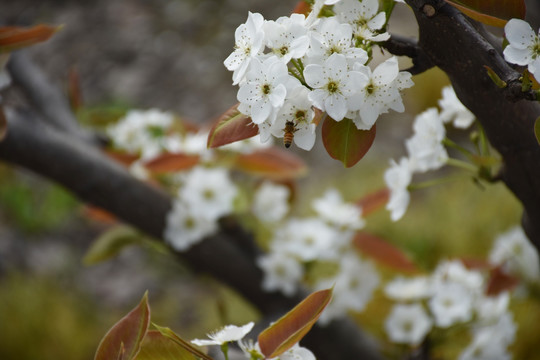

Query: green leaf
[
  {"left": 484, "top": 65, "right": 507, "bottom": 88},
  {"left": 134, "top": 331, "right": 197, "bottom": 360},
  {"left": 152, "top": 324, "right": 213, "bottom": 360},
  {"left": 534, "top": 117, "right": 540, "bottom": 146},
  {"left": 83, "top": 225, "right": 145, "bottom": 265},
  {"left": 207, "top": 103, "right": 258, "bottom": 148},
  {"left": 444, "top": 0, "right": 526, "bottom": 27},
  {"left": 258, "top": 288, "right": 333, "bottom": 359},
  {"left": 321, "top": 117, "right": 376, "bottom": 168},
  {"left": 95, "top": 292, "right": 151, "bottom": 360}
]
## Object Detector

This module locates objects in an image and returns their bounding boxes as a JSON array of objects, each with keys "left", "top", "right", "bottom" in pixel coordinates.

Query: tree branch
[{"left": 381, "top": 34, "right": 434, "bottom": 75}]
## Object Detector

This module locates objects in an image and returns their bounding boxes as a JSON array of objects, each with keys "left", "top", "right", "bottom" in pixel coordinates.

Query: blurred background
[{"left": 0, "top": 0, "right": 529, "bottom": 359}]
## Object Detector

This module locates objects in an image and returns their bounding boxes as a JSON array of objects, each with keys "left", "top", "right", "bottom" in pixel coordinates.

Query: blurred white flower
[
  {"left": 272, "top": 344, "right": 316, "bottom": 360},
  {"left": 384, "top": 303, "right": 432, "bottom": 345},
  {"left": 384, "top": 276, "right": 433, "bottom": 302},
  {"left": 406, "top": 107, "right": 448, "bottom": 172},
  {"left": 438, "top": 86, "right": 475, "bottom": 129},
  {"left": 192, "top": 322, "right": 254, "bottom": 346},
  {"left": 257, "top": 252, "right": 304, "bottom": 296},
  {"left": 224, "top": 12, "right": 265, "bottom": 85},
  {"left": 432, "top": 260, "right": 484, "bottom": 291},
  {"left": 252, "top": 182, "right": 290, "bottom": 223},
  {"left": 179, "top": 166, "right": 238, "bottom": 220},
  {"left": 475, "top": 292, "right": 510, "bottom": 321},
  {"left": 503, "top": 18, "right": 540, "bottom": 76},
  {"left": 164, "top": 200, "right": 219, "bottom": 251},
  {"left": 489, "top": 226, "right": 540, "bottom": 282},
  {"left": 429, "top": 282, "right": 473, "bottom": 328},
  {"left": 312, "top": 188, "right": 365, "bottom": 231},
  {"left": 384, "top": 157, "right": 413, "bottom": 221}
]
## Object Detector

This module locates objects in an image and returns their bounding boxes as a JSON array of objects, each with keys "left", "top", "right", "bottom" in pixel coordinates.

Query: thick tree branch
[
  {"left": 406, "top": 0, "right": 540, "bottom": 249},
  {"left": 381, "top": 34, "right": 434, "bottom": 75}
]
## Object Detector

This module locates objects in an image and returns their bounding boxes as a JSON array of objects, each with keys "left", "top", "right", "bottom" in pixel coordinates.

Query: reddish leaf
[
  {"left": 95, "top": 292, "right": 151, "bottom": 360},
  {"left": 143, "top": 153, "right": 200, "bottom": 174},
  {"left": 355, "top": 188, "right": 390, "bottom": 217},
  {"left": 353, "top": 232, "right": 418, "bottom": 273},
  {"left": 0, "top": 24, "right": 60, "bottom": 52},
  {"left": 68, "top": 67, "right": 83, "bottom": 111},
  {"left": 104, "top": 150, "right": 139, "bottom": 166},
  {"left": 258, "top": 288, "right": 333, "bottom": 358},
  {"left": 444, "top": 0, "right": 526, "bottom": 27},
  {"left": 486, "top": 266, "right": 520, "bottom": 296},
  {"left": 292, "top": 1, "right": 311, "bottom": 15},
  {"left": 134, "top": 331, "right": 196, "bottom": 360},
  {"left": 82, "top": 205, "right": 118, "bottom": 224},
  {"left": 152, "top": 324, "right": 212, "bottom": 360},
  {"left": 535, "top": 117, "right": 540, "bottom": 146},
  {"left": 207, "top": 103, "right": 258, "bottom": 148},
  {"left": 322, "top": 117, "right": 376, "bottom": 168},
  {"left": 0, "top": 106, "right": 8, "bottom": 142},
  {"left": 235, "top": 148, "right": 307, "bottom": 180}
]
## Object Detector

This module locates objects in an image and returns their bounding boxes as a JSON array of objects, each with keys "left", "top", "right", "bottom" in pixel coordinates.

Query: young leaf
[
  {"left": 486, "top": 266, "right": 520, "bottom": 296},
  {"left": 355, "top": 188, "right": 390, "bottom": 217},
  {"left": 292, "top": 1, "right": 311, "bottom": 16},
  {"left": 484, "top": 65, "right": 507, "bottom": 88},
  {"left": 0, "top": 106, "right": 8, "bottom": 143},
  {"left": 352, "top": 232, "right": 418, "bottom": 273},
  {"left": 143, "top": 153, "right": 200, "bottom": 174},
  {"left": 207, "top": 103, "right": 258, "bottom": 148},
  {"left": 321, "top": 117, "right": 376, "bottom": 168},
  {"left": 94, "top": 292, "right": 151, "bottom": 360},
  {"left": 234, "top": 148, "right": 307, "bottom": 180},
  {"left": 134, "top": 331, "right": 196, "bottom": 360},
  {"left": 534, "top": 117, "right": 540, "bottom": 146},
  {"left": 444, "top": 0, "right": 526, "bottom": 27},
  {"left": 83, "top": 225, "right": 145, "bottom": 265},
  {"left": 152, "top": 324, "right": 213, "bottom": 360},
  {"left": 0, "top": 24, "right": 60, "bottom": 53},
  {"left": 258, "top": 288, "right": 333, "bottom": 359}
]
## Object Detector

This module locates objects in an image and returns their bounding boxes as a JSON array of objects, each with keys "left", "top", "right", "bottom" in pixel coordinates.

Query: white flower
[
  {"left": 179, "top": 166, "right": 238, "bottom": 220},
  {"left": 272, "top": 344, "right": 316, "bottom": 360},
  {"left": 384, "top": 276, "right": 433, "bottom": 302},
  {"left": 349, "top": 57, "right": 406, "bottom": 128},
  {"left": 268, "top": 87, "right": 317, "bottom": 150},
  {"left": 489, "top": 226, "right": 540, "bottom": 282},
  {"left": 312, "top": 188, "right": 365, "bottom": 230},
  {"left": 334, "top": 0, "right": 390, "bottom": 43},
  {"left": 438, "top": 86, "right": 475, "bottom": 129},
  {"left": 252, "top": 182, "right": 290, "bottom": 223},
  {"left": 317, "top": 254, "right": 380, "bottom": 323},
  {"left": 304, "top": 53, "right": 368, "bottom": 121},
  {"left": 192, "top": 322, "right": 254, "bottom": 346},
  {"left": 264, "top": 14, "right": 310, "bottom": 63},
  {"left": 164, "top": 199, "right": 219, "bottom": 251},
  {"left": 272, "top": 218, "right": 342, "bottom": 261},
  {"left": 503, "top": 18, "right": 540, "bottom": 76},
  {"left": 257, "top": 252, "right": 304, "bottom": 296},
  {"left": 384, "top": 157, "right": 413, "bottom": 221},
  {"left": 238, "top": 56, "right": 298, "bottom": 124},
  {"left": 384, "top": 303, "right": 432, "bottom": 345},
  {"left": 405, "top": 107, "right": 448, "bottom": 172},
  {"left": 224, "top": 12, "right": 265, "bottom": 85},
  {"left": 429, "top": 282, "right": 473, "bottom": 328},
  {"left": 475, "top": 292, "right": 510, "bottom": 321},
  {"left": 432, "top": 260, "right": 484, "bottom": 291},
  {"left": 307, "top": 17, "right": 368, "bottom": 64}
]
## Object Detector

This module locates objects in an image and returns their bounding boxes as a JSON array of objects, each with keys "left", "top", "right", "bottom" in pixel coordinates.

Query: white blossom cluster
[
  {"left": 384, "top": 85, "right": 475, "bottom": 221},
  {"left": 256, "top": 187, "right": 380, "bottom": 324},
  {"left": 225, "top": 0, "right": 413, "bottom": 150},
  {"left": 191, "top": 321, "right": 316, "bottom": 360},
  {"left": 383, "top": 225, "right": 540, "bottom": 358}
]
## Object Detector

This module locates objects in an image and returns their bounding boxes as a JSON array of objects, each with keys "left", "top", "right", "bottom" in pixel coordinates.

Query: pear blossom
[
  {"left": 192, "top": 322, "right": 254, "bottom": 346},
  {"left": 257, "top": 252, "right": 304, "bottom": 296},
  {"left": 312, "top": 188, "right": 365, "bottom": 230},
  {"left": 274, "top": 344, "right": 316, "bottom": 360},
  {"left": 252, "top": 181, "right": 290, "bottom": 223},
  {"left": 475, "top": 292, "right": 510, "bottom": 321},
  {"left": 385, "top": 303, "right": 432, "bottom": 345},
  {"left": 503, "top": 18, "right": 540, "bottom": 76},
  {"left": 429, "top": 282, "right": 473, "bottom": 328},
  {"left": 334, "top": 0, "right": 390, "bottom": 43},
  {"left": 179, "top": 166, "right": 238, "bottom": 220},
  {"left": 438, "top": 86, "right": 475, "bottom": 129},
  {"left": 264, "top": 14, "right": 309, "bottom": 63},
  {"left": 304, "top": 53, "right": 368, "bottom": 121},
  {"left": 237, "top": 56, "right": 299, "bottom": 124},
  {"left": 224, "top": 12, "right": 265, "bottom": 85},
  {"left": 432, "top": 260, "right": 484, "bottom": 291},
  {"left": 384, "top": 157, "right": 413, "bottom": 221},
  {"left": 405, "top": 107, "right": 448, "bottom": 172},
  {"left": 489, "top": 226, "right": 540, "bottom": 282},
  {"left": 164, "top": 200, "right": 219, "bottom": 251},
  {"left": 384, "top": 276, "right": 433, "bottom": 301}
]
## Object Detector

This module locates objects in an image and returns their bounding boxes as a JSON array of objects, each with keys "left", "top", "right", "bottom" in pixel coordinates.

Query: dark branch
[{"left": 381, "top": 34, "right": 435, "bottom": 75}]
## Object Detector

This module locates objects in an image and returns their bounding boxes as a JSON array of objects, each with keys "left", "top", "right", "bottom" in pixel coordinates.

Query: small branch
[{"left": 381, "top": 34, "right": 434, "bottom": 75}]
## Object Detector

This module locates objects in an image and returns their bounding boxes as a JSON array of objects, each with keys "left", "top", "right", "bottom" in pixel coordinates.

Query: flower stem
[
  {"left": 446, "top": 158, "right": 478, "bottom": 173},
  {"left": 221, "top": 343, "right": 229, "bottom": 360},
  {"left": 442, "top": 137, "right": 474, "bottom": 159},
  {"left": 408, "top": 174, "right": 468, "bottom": 191}
]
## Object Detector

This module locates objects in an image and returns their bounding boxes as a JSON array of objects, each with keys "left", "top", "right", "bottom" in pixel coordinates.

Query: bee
[{"left": 283, "top": 120, "right": 298, "bottom": 148}]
